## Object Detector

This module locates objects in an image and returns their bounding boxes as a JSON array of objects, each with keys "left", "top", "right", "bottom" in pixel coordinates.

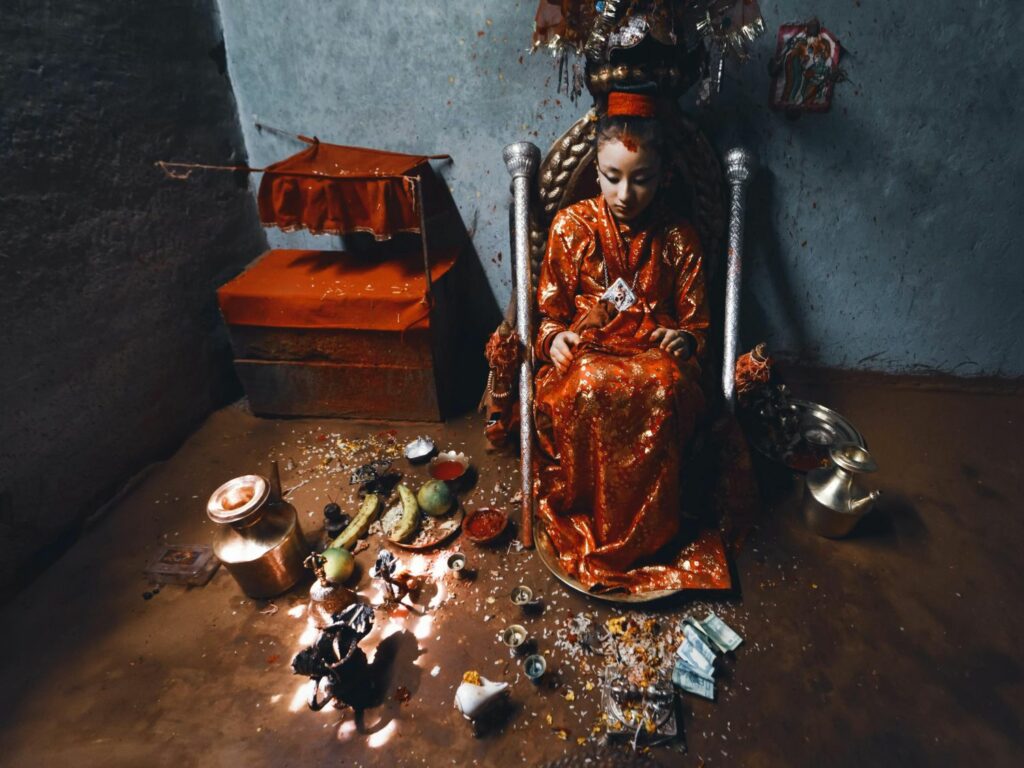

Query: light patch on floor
[
  {"left": 366, "top": 719, "right": 398, "bottom": 749},
  {"left": 289, "top": 680, "right": 314, "bottom": 713}
]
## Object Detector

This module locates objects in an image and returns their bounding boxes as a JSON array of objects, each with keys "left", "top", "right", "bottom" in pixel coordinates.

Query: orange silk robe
[{"left": 534, "top": 196, "right": 710, "bottom": 593}]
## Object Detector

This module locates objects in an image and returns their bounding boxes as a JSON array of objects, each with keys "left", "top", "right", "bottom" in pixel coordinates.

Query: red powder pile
[{"left": 466, "top": 509, "right": 506, "bottom": 541}]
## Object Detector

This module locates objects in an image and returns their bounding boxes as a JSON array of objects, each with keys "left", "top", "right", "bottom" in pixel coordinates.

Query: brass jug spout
[
  {"left": 847, "top": 489, "right": 881, "bottom": 515},
  {"left": 269, "top": 460, "right": 283, "bottom": 504}
]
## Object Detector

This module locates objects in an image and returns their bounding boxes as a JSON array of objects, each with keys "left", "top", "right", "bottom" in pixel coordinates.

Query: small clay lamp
[
  {"left": 501, "top": 624, "right": 529, "bottom": 655},
  {"left": 511, "top": 584, "right": 542, "bottom": 615},
  {"left": 447, "top": 552, "right": 469, "bottom": 577}
]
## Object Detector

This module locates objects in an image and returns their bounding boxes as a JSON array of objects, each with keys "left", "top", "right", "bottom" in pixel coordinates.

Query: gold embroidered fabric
[{"left": 533, "top": 195, "right": 728, "bottom": 593}]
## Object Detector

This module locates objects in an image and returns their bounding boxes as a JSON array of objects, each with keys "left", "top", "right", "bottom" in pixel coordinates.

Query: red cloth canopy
[{"left": 257, "top": 140, "right": 451, "bottom": 241}]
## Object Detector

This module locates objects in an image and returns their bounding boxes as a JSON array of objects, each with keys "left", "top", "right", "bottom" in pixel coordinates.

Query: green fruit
[
  {"left": 417, "top": 479, "right": 455, "bottom": 517},
  {"left": 321, "top": 547, "right": 355, "bottom": 584}
]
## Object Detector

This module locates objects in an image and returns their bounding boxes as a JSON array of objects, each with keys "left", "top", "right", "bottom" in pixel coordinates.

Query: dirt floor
[{"left": 0, "top": 372, "right": 1021, "bottom": 767}]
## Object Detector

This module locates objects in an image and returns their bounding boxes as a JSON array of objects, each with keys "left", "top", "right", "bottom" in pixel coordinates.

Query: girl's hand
[
  {"left": 550, "top": 331, "right": 581, "bottom": 374},
  {"left": 650, "top": 327, "right": 693, "bottom": 360}
]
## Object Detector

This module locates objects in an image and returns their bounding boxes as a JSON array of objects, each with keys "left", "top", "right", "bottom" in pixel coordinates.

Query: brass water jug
[
  {"left": 207, "top": 462, "right": 309, "bottom": 598},
  {"left": 802, "top": 443, "right": 881, "bottom": 538}
]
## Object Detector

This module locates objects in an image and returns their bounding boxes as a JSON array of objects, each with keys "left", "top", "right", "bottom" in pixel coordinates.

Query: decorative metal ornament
[
  {"left": 602, "top": 674, "right": 678, "bottom": 748},
  {"left": 584, "top": 0, "right": 627, "bottom": 64},
  {"left": 532, "top": 0, "right": 765, "bottom": 103},
  {"left": 290, "top": 603, "right": 376, "bottom": 711},
  {"left": 371, "top": 549, "right": 422, "bottom": 603}
]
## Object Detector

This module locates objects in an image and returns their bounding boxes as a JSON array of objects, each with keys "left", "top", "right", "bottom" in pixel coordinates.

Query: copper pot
[{"left": 207, "top": 462, "right": 309, "bottom": 598}]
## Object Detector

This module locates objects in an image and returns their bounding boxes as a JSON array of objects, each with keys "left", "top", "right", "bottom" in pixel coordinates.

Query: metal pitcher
[
  {"left": 802, "top": 443, "right": 881, "bottom": 538},
  {"left": 207, "top": 461, "right": 309, "bottom": 598}
]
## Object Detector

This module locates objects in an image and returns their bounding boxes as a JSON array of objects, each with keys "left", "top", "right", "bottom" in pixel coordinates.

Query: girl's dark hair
[{"left": 595, "top": 113, "right": 665, "bottom": 158}]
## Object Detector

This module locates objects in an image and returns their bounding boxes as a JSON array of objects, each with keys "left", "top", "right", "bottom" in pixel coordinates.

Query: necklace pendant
[{"left": 601, "top": 277, "right": 637, "bottom": 311}]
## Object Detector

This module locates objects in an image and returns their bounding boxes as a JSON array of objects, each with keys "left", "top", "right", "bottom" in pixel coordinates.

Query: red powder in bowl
[
  {"left": 466, "top": 508, "right": 507, "bottom": 541},
  {"left": 430, "top": 460, "right": 465, "bottom": 481}
]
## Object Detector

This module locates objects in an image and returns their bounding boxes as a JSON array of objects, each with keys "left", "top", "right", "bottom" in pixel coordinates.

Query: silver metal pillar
[
  {"left": 502, "top": 142, "right": 540, "bottom": 548},
  {"left": 722, "top": 148, "right": 757, "bottom": 412}
]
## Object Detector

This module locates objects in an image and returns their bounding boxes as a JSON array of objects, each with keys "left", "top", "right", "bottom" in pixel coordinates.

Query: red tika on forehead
[{"left": 607, "top": 91, "right": 657, "bottom": 118}]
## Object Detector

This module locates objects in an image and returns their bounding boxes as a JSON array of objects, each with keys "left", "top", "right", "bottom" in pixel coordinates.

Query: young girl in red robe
[{"left": 533, "top": 92, "right": 717, "bottom": 593}]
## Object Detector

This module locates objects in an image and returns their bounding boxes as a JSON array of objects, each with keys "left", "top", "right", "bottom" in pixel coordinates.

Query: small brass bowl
[
  {"left": 404, "top": 436, "right": 436, "bottom": 463},
  {"left": 446, "top": 552, "right": 467, "bottom": 576}
]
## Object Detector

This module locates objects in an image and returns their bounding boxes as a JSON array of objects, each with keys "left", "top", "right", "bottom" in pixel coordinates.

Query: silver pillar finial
[
  {"left": 503, "top": 142, "right": 540, "bottom": 181},
  {"left": 725, "top": 147, "right": 757, "bottom": 189}
]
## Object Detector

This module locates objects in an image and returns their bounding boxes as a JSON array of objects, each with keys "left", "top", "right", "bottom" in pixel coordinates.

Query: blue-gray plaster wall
[{"left": 216, "top": 0, "right": 1023, "bottom": 377}]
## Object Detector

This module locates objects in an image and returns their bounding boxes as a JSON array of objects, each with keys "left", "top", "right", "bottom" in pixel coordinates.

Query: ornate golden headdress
[{"left": 532, "top": 0, "right": 765, "bottom": 103}]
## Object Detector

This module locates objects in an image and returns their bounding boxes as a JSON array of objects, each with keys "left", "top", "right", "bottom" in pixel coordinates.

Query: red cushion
[{"left": 217, "top": 247, "right": 457, "bottom": 332}]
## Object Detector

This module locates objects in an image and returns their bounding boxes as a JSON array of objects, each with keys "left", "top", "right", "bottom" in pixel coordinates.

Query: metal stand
[
  {"left": 414, "top": 177, "right": 433, "bottom": 298},
  {"left": 503, "top": 142, "right": 541, "bottom": 549}
]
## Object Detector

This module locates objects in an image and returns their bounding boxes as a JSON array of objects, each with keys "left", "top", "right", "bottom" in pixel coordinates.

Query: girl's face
[{"left": 597, "top": 137, "right": 662, "bottom": 223}]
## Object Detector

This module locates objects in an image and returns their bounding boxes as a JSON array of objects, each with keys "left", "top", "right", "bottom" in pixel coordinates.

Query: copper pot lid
[{"left": 207, "top": 475, "right": 270, "bottom": 526}]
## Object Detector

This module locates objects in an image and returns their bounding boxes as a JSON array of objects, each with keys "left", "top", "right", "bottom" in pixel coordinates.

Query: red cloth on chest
[{"left": 217, "top": 246, "right": 457, "bottom": 332}]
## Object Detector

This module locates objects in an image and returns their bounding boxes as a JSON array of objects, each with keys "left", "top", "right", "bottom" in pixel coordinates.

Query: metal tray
[
  {"left": 753, "top": 398, "right": 867, "bottom": 473},
  {"left": 790, "top": 398, "right": 865, "bottom": 448},
  {"left": 535, "top": 527, "right": 681, "bottom": 604}
]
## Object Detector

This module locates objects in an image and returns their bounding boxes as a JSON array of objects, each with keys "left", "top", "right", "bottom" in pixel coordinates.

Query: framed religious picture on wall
[{"left": 769, "top": 20, "right": 842, "bottom": 113}]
